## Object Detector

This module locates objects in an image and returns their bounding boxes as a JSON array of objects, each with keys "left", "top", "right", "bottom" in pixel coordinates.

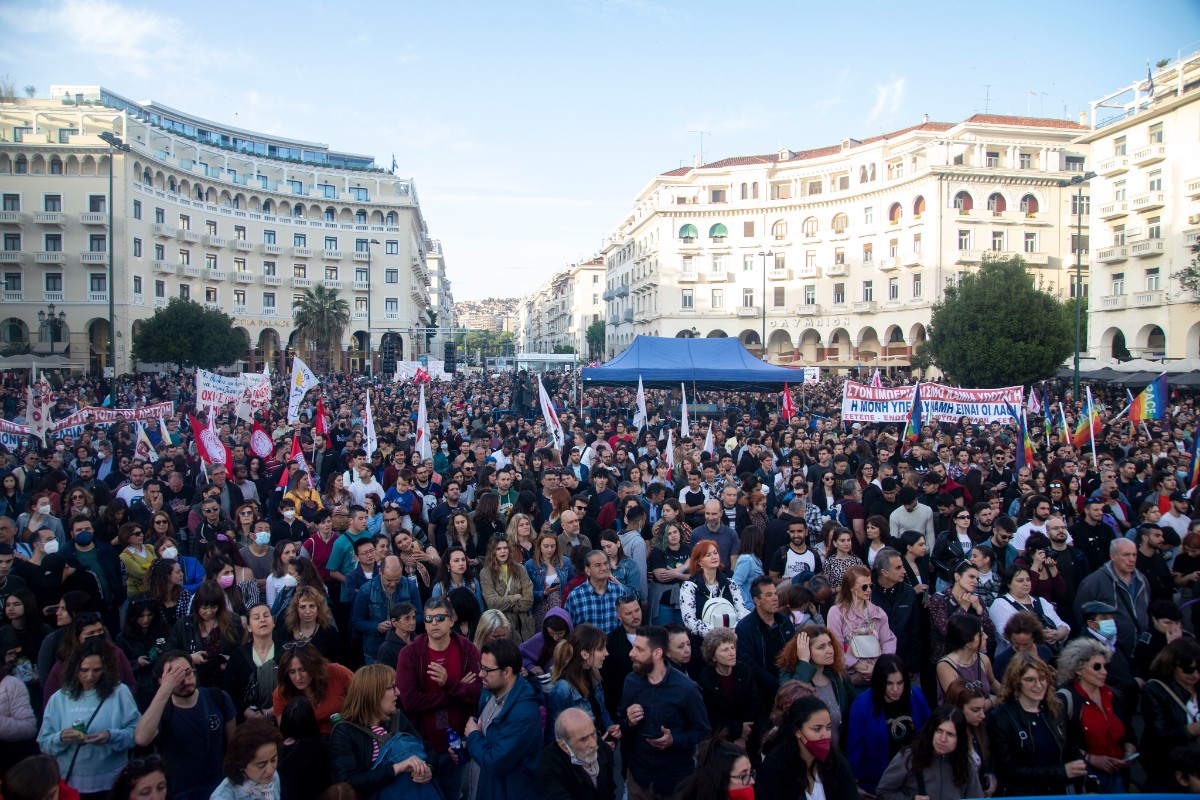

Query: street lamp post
[
  {"left": 97, "top": 132, "right": 130, "bottom": 381},
  {"left": 37, "top": 303, "right": 66, "bottom": 355},
  {"left": 1059, "top": 170, "right": 1096, "bottom": 399},
  {"left": 757, "top": 250, "right": 773, "bottom": 360},
  {"left": 366, "top": 238, "right": 380, "bottom": 378}
]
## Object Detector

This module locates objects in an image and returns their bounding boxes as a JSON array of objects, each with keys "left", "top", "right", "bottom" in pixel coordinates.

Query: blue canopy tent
[{"left": 582, "top": 335, "right": 802, "bottom": 391}]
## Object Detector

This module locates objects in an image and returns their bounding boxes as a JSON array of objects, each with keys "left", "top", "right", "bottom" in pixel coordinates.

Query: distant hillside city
[{"left": 453, "top": 297, "right": 520, "bottom": 333}]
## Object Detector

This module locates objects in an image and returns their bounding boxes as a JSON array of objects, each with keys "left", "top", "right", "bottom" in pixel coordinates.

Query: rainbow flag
[
  {"left": 1128, "top": 373, "right": 1168, "bottom": 423},
  {"left": 1006, "top": 403, "right": 1034, "bottom": 471},
  {"left": 901, "top": 382, "right": 923, "bottom": 455},
  {"left": 1189, "top": 444, "right": 1200, "bottom": 491},
  {"left": 1057, "top": 403, "right": 1071, "bottom": 444},
  {"left": 1072, "top": 399, "right": 1101, "bottom": 449}
]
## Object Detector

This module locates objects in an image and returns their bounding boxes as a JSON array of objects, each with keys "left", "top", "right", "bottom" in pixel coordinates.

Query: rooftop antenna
[
  {"left": 979, "top": 85, "right": 993, "bottom": 114},
  {"left": 688, "top": 129, "right": 710, "bottom": 166}
]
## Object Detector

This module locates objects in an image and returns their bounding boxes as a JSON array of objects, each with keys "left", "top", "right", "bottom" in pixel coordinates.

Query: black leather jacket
[
  {"left": 1140, "top": 678, "right": 1199, "bottom": 788},
  {"left": 986, "top": 700, "right": 1081, "bottom": 797}
]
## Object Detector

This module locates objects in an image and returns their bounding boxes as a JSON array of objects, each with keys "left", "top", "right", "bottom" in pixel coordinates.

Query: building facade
[
  {"left": 426, "top": 238, "right": 454, "bottom": 353},
  {"left": 1079, "top": 51, "right": 1200, "bottom": 361},
  {"left": 0, "top": 85, "right": 438, "bottom": 375},
  {"left": 600, "top": 114, "right": 1092, "bottom": 370},
  {"left": 518, "top": 258, "right": 605, "bottom": 354}
]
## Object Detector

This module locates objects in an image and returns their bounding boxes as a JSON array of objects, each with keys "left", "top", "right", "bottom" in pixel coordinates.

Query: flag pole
[{"left": 1086, "top": 386, "right": 1098, "bottom": 468}]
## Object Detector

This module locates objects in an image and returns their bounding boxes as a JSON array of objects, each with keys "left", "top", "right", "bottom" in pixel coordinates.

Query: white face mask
[
  {"left": 159, "top": 547, "right": 178, "bottom": 560},
  {"left": 36, "top": 504, "right": 52, "bottom": 516},
  {"left": 41, "top": 540, "right": 59, "bottom": 555},
  {"left": 280, "top": 574, "right": 298, "bottom": 588},
  {"left": 282, "top": 510, "right": 296, "bottom": 521}
]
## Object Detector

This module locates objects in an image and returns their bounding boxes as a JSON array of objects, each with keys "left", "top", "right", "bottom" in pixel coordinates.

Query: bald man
[
  {"left": 690, "top": 500, "right": 739, "bottom": 578},
  {"left": 539, "top": 707, "right": 616, "bottom": 800}
]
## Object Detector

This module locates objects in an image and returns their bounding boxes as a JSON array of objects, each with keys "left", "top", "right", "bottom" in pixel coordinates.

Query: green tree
[
  {"left": 585, "top": 320, "right": 605, "bottom": 359},
  {"left": 1064, "top": 295, "right": 1089, "bottom": 353},
  {"left": 552, "top": 344, "right": 575, "bottom": 354},
  {"left": 293, "top": 285, "right": 350, "bottom": 372},
  {"left": 425, "top": 309, "right": 438, "bottom": 349},
  {"left": 131, "top": 298, "right": 247, "bottom": 369},
  {"left": 923, "top": 255, "right": 1072, "bottom": 387},
  {"left": 1171, "top": 240, "right": 1200, "bottom": 303}
]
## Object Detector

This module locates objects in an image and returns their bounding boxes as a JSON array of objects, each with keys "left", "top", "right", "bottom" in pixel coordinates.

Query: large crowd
[{"left": 0, "top": 366, "right": 1197, "bottom": 800}]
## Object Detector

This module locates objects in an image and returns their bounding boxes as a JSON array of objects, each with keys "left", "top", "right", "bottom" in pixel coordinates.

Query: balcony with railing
[
  {"left": 678, "top": 271, "right": 699, "bottom": 283},
  {"left": 79, "top": 213, "right": 107, "bottom": 225},
  {"left": 384, "top": 311, "right": 400, "bottom": 320},
  {"left": 154, "top": 297, "right": 168, "bottom": 308},
  {"left": 852, "top": 300, "right": 878, "bottom": 312},
  {"left": 353, "top": 251, "right": 371, "bottom": 262},
  {"left": 42, "top": 291, "right": 63, "bottom": 302},
  {"left": 0, "top": 211, "right": 22, "bottom": 223},
  {"left": 706, "top": 271, "right": 735, "bottom": 283},
  {"left": 234, "top": 272, "right": 255, "bottom": 283},
  {"left": 1133, "top": 290, "right": 1165, "bottom": 307},
  {"left": 1187, "top": 178, "right": 1200, "bottom": 199},
  {"left": 262, "top": 307, "right": 278, "bottom": 316},
  {"left": 1096, "top": 156, "right": 1129, "bottom": 177},
  {"left": 322, "top": 278, "right": 342, "bottom": 289},
  {"left": 263, "top": 275, "right": 283, "bottom": 285},
  {"left": 1130, "top": 238, "right": 1164, "bottom": 258},
  {"left": 352, "top": 310, "right": 367, "bottom": 321},
  {"left": 179, "top": 229, "right": 200, "bottom": 243},
  {"left": 1131, "top": 144, "right": 1166, "bottom": 167},
  {"left": 292, "top": 247, "right": 312, "bottom": 258},
  {"left": 181, "top": 265, "right": 201, "bottom": 277},
  {"left": 81, "top": 252, "right": 107, "bottom": 263},
  {"left": 1095, "top": 246, "right": 1129, "bottom": 264},
  {"left": 233, "top": 304, "right": 247, "bottom": 316},
  {"left": 152, "top": 261, "right": 176, "bottom": 274},
  {"left": 35, "top": 212, "right": 64, "bottom": 225},
  {"left": 3, "top": 290, "right": 22, "bottom": 302},
  {"left": 293, "top": 277, "right": 312, "bottom": 287},
  {"left": 1131, "top": 192, "right": 1165, "bottom": 213},
  {"left": 615, "top": 284, "right": 630, "bottom": 297},
  {"left": 153, "top": 224, "right": 176, "bottom": 238},
  {"left": 207, "top": 270, "right": 227, "bottom": 281},
  {"left": 262, "top": 243, "right": 283, "bottom": 255},
  {"left": 901, "top": 253, "right": 922, "bottom": 268},
  {"left": 767, "top": 266, "right": 792, "bottom": 280},
  {"left": 877, "top": 257, "right": 899, "bottom": 272},
  {"left": 322, "top": 250, "right": 344, "bottom": 260},
  {"left": 795, "top": 303, "right": 821, "bottom": 316},
  {"left": 88, "top": 292, "right": 108, "bottom": 303},
  {"left": 824, "top": 262, "right": 848, "bottom": 277},
  {"left": 0, "top": 252, "right": 24, "bottom": 263},
  {"left": 622, "top": 309, "right": 634, "bottom": 322},
  {"left": 1019, "top": 252, "right": 1050, "bottom": 266},
  {"left": 1099, "top": 294, "right": 1126, "bottom": 310},
  {"left": 1098, "top": 201, "right": 1128, "bottom": 220},
  {"left": 955, "top": 250, "right": 984, "bottom": 264},
  {"left": 735, "top": 305, "right": 760, "bottom": 317},
  {"left": 233, "top": 239, "right": 254, "bottom": 251},
  {"left": 202, "top": 235, "right": 229, "bottom": 247},
  {"left": 35, "top": 252, "right": 65, "bottom": 263},
  {"left": 354, "top": 281, "right": 370, "bottom": 291}
]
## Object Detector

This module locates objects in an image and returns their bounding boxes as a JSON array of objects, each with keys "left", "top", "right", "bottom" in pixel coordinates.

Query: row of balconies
[
  {"left": 954, "top": 250, "right": 1051, "bottom": 266},
  {"left": 1095, "top": 238, "right": 1166, "bottom": 264},
  {"left": 1099, "top": 192, "right": 1166, "bottom": 220},
  {"left": 1096, "top": 143, "right": 1167, "bottom": 178},
  {"left": 0, "top": 212, "right": 108, "bottom": 227}
]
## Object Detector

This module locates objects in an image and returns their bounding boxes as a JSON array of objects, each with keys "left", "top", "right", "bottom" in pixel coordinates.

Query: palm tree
[{"left": 293, "top": 285, "right": 350, "bottom": 373}]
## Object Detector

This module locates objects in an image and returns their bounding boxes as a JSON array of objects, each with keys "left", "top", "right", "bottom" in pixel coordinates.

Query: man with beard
[
  {"left": 540, "top": 707, "right": 617, "bottom": 800},
  {"left": 134, "top": 652, "right": 237, "bottom": 800},
  {"left": 618, "top": 626, "right": 710, "bottom": 799}
]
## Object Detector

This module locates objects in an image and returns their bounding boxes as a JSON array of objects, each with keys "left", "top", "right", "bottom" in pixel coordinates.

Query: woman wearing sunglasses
[
  {"left": 1140, "top": 636, "right": 1200, "bottom": 792},
  {"left": 1054, "top": 638, "right": 1135, "bottom": 793}
]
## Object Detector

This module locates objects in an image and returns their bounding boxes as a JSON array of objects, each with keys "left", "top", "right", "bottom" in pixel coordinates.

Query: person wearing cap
[
  {"left": 1078, "top": 599, "right": 1139, "bottom": 715},
  {"left": 1163, "top": 490, "right": 1193, "bottom": 542}
]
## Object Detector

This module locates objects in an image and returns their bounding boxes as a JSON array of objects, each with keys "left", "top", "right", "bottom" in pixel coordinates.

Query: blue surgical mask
[
  {"left": 74, "top": 530, "right": 94, "bottom": 546},
  {"left": 1179, "top": 471, "right": 1189, "bottom": 483},
  {"left": 1097, "top": 619, "right": 1117, "bottom": 639},
  {"left": 254, "top": 532, "right": 272, "bottom": 547}
]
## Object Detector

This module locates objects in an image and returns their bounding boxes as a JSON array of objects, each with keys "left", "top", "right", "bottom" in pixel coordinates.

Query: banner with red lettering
[
  {"left": 841, "top": 382, "right": 1023, "bottom": 424},
  {"left": 51, "top": 402, "right": 174, "bottom": 431}
]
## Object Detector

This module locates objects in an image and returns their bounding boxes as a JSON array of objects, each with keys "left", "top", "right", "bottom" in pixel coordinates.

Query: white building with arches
[
  {"left": 601, "top": 114, "right": 1091, "bottom": 372},
  {"left": 0, "top": 85, "right": 437, "bottom": 375},
  {"left": 1077, "top": 52, "right": 1200, "bottom": 362}
]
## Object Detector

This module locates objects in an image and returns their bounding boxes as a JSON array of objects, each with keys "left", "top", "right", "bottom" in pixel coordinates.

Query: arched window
[
  {"left": 168, "top": 177, "right": 177, "bottom": 193},
  {"left": 859, "top": 166, "right": 868, "bottom": 183},
  {"left": 771, "top": 220, "right": 788, "bottom": 240},
  {"left": 954, "top": 191, "right": 974, "bottom": 213},
  {"left": 49, "top": 157, "right": 63, "bottom": 175},
  {"left": 888, "top": 203, "right": 902, "bottom": 223},
  {"left": 195, "top": 186, "right": 203, "bottom": 201},
  {"left": 1020, "top": 194, "right": 1039, "bottom": 214},
  {"left": 987, "top": 193, "right": 1006, "bottom": 214},
  {"left": 913, "top": 196, "right": 926, "bottom": 216},
  {"left": 324, "top": 208, "right": 335, "bottom": 222},
  {"left": 740, "top": 183, "right": 748, "bottom": 200},
  {"left": 385, "top": 212, "right": 397, "bottom": 226},
  {"left": 832, "top": 213, "right": 849, "bottom": 234},
  {"left": 143, "top": 169, "right": 152, "bottom": 185},
  {"left": 751, "top": 183, "right": 759, "bottom": 199},
  {"left": 263, "top": 200, "right": 273, "bottom": 214},
  {"left": 802, "top": 217, "right": 818, "bottom": 237},
  {"left": 355, "top": 210, "right": 367, "bottom": 224},
  {"left": 868, "top": 164, "right": 876, "bottom": 181},
  {"left": 294, "top": 203, "right": 305, "bottom": 217},
  {"left": 13, "top": 157, "right": 26, "bottom": 174}
]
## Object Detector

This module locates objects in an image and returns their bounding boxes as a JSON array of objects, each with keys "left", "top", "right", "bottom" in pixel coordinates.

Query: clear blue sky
[{"left": 3, "top": 0, "right": 1197, "bottom": 299}]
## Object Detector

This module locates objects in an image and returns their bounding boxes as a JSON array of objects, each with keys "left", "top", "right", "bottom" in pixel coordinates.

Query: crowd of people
[{"left": 0, "top": 365, "right": 1197, "bottom": 800}]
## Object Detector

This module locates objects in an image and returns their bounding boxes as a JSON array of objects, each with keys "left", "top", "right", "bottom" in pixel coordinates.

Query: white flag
[
  {"left": 24, "top": 375, "right": 53, "bottom": 445},
  {"left": 870, "top": 369, "right": 883, "bottom": 388},
  {"left": 665, "top": 428, "right": 675, "bottom": 470},
  {"left": 680, "top": 383, "right": 690, "bottom": 439},
  {"left": 632, "top": 376, "right": 648, "bottom": 433},
  {"left": 286, "top": 356, "right": 319, "bottom": 424},
  {"left": 158, "top": 415, "right": 172, "bottom": 446},
  {"left": 703, "top": 422, "right": 714, "bottom": 456},
  {"left": 415, "top": 384, "right": 433, "bottom": 462},
  {"left": 364, "top": 390, "right": 377, "bottom": 460},
  {"left": 538, "top": 376, "right": 566, "bottom": 451}
]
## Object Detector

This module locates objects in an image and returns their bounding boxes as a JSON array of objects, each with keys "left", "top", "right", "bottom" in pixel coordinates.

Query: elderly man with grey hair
[
  {"left": 1073, "top": 538, "right": 1150, "bottom": 658},
  {"left": 871, "top": 548, "right": 920, "bottom": 674},
  {"left": 539, "top": 706, "right": 616, "bottom": 800}
]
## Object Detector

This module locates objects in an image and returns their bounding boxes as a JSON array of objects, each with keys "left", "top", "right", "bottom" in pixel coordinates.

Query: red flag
[
  {"left": 249, "top": 421, "right": 274, "bottom": 459},
  {"left": 314, "top": 397, "right": 329, "bottom": 437},
  {"left": 189, "top": 413, "right": 227, "bottom": 466},
  {"left": 275, "top": 434, "right": 310, "bottom": 490},
  {"left": 781, "top": 383, "right": 796, "bottom": 421}
]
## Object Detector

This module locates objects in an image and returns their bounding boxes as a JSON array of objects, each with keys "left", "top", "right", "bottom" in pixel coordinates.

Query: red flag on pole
[
  {"left": 781, "top": 383, "right": 796, "bottom": 421},
  {"left": 188, "top": 414, "right": 228, "bottom": 467},
  {"left": 276, "top": 434, "right": 310, "bottom": 490},
  {"left": 314, "top": 397, "right": 329, "bottom": 437}
]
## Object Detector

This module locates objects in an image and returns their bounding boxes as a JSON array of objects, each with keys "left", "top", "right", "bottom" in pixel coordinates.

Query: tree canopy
[
  {"left": 586, "top": 320, "right": 605, "bottom": 359},
  {"left": 920, "top": 255, "right": 1073, "bottom": 388},
  {"left": 131, "top": 298, "right": 247, "bottom": 370}
]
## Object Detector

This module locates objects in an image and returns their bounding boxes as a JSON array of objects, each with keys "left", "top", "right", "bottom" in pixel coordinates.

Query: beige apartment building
[
  {"left": 601, "top": 114, "right": 1092, "bottom": 371},
  {"left": 518, "top": 258, "right": 605, "bottom": 354},
  {"left": 0, "top": 85, "right": 438, "bottom": 375},
  {"left": 1078, "top": 51, "right": 1200, "bottom": 361}
]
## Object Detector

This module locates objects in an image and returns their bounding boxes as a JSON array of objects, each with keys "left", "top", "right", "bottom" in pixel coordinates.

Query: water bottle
[
  {"left": 447, "top": 728, "right": 465, "bottom": 763},
  {"left": 149, "top": 638, "right": 166, "bottom": 662},
  {"left": 329, "top": 713, "right": 342, "bottom": 724}
]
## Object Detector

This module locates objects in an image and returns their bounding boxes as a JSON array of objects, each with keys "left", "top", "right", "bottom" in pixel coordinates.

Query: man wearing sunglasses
[{"left": 395, "top": 596, "right": 482, "bottom": 800}]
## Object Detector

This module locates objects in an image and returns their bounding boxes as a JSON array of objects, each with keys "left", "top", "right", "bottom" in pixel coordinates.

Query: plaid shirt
[{"left": 564, "top": 579, "right": 625, "bottom": 632}]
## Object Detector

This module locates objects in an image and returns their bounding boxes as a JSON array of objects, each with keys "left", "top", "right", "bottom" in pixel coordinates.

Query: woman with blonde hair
[
  {"left": 278, "top": 585, "right": 341, "bottom": 663},
  {"left": 328, "top": 663, "right": 433, "bottom": 798},
  {"left": 479, "top": 537, "right": 534, "bottom": 643},
  {"left": 525, "top": 530, "right": 571, "bottom": 629},
  {"left": 826, "top": 564, "right": 897, "bottom": 686},
  {"left": 987, "top": 652, "right": 1085, "bottom": 796},
  {"left": 473, "top": 609, "right": 512, "bottom": 650},
  {"left": 117, "top": 522, "right": 156, "bottom": 596},
  {"left": 506, "top": 512, "right": 537, "bottom": 563}
]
